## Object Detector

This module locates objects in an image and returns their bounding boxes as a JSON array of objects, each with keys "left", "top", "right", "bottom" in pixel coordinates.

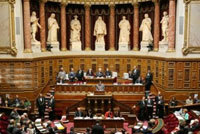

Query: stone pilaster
[
  {"left": 61, "top": 3, "right": 67, "bottom": 51},
  {"left": 168, "top": 0, "right": 176, "bottom": 52},
  {"left": 85, "top": 4, "right": 91, "bottom": 51},
  {"left": 153, "top": 0, "right": 160, "bottom": 51},
  {"left": 133, "top": 2, "right": 139, "bottom": 51},
  {"left": 109, "top": 4, "right": 115, "bottom": 51},
  {"left": 39, "top": 0, "right": 47, "bottom": 52},
  {"left": 23, "top": 0, "right": 32, "bottom": 53}
]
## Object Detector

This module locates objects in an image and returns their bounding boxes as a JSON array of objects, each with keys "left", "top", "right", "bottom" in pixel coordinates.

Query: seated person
[
  {"left": 10, "top": 108, "right": 20, "bottom": 120},
  {"left": 105, "top": 68, "right": 112, "bottom": 78},
  {"left": 12, "top": 95, "right": 21, "bottom": 107},
  {"left": 86, "top": 68, "right": 94, "bottom": 77},
  {"left": 114, "top": 110, "right": 121, "bottom": 117},
  {"left": 96, "top": 81, "right": 105, "bottom": 91},
  {"left": 182, "top": 109, "right": 189, "bottom": 123},
  {"left": 169, "top": 96, "right": 178, "bottom": 106},
  {"left": 5, "top": 94, "right": 11, "bottom": 107},
  {"left": 69, "top": 68, "right": 76, "bottom": 82},
  {"left": 105, "top": 108, "right": 114, "bottom": 118},
  {"left": 186, "top": 96, "right": 193, "bottom": 105},
  {"left": 24, "top": 98, "right": 31, "bottom": 110},
  {"left": 96, "top": 68, "right": 104, "bottom": 78},
  {"left": 76, "top": 67, "right": 84, "bottom": 81},
  {"left": 74, "top": 107, "right": 84, "bottom": 118},
  {"left": 57, "top": 66, "right": 66, "bottom": 83},
  {"left": 135, "top": 76, "right": 143, "bottom": 84},
  {"left": 85, "top": 109, "right": 93, "bottom": 118}
]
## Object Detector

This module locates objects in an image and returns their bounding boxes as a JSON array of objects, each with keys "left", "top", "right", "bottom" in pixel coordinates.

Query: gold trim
[
  {"left": 182, "top": 0, "right": 200, "bottom": 55},
  {"left": 61, "top": 48, "right": 67, "bottom": 51},
  {"left": 133, "top": 47, "right": 139, "bottom": 51},
  {"left": 0, "top": 0, "right": 17, "bottom": 56},
  {"left": 41, "top": 48, "right": 47, "bottom": 52},
  {"left": 24, "top": 49, "right": 32, "bottom": 53},
  {"left": 153, "top": 48, "right": 159, "bottom": 52},
  {"left": 109, "top": 47, "right": 115, "bottom": 51},
  {"left": 85, "top": 47, "right": 91, "bottom": 51}
]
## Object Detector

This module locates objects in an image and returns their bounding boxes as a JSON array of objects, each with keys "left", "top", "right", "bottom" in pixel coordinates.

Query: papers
[
  {"left": 74, "top": 117, "right": 84, "bottom": 119},
  {"left": 54, "top": 122, "right": 64, "bottom": 130}
]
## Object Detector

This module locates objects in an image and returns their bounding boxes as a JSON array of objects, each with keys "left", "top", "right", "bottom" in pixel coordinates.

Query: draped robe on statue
[
  {"left": 70, "top": 17, "right": 81, "bottom": 43},
  {"left": 118, "top": 17, "right": 131, "bottom": 44},
  {"left": 47, "top": 15, "right": 59, "bottom": 43},
  {"left": 139, "top": 15, "right": 153, "bottom": 43},
  {"left": 93, "top": 17, "right": 107, "bottom": 44}
]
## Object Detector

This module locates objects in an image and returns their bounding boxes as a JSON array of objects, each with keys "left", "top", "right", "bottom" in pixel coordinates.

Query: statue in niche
[
  {"left": 139, "top": 14, "right": 153, "bottom": 43},
  {"left": 160, "top": 11, "right": 169, "bottom": 43},
  {"left": 30, "top": 11, "right": 41, "bottom": 43},
  {"left": 70, "top": 15, "right": 81, "bottom": 43},
  {"left": 94, "top": 16, "right": 107, "bottom": 44},
  {"left": 118, "top": 16, "right": 131, "bottom": 44},
  {"left": 47, "top": 13, "right": 59, "bottom": 43}
]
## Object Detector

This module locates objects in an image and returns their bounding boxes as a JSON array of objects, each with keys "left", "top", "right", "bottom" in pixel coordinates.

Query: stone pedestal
[
  {"left": 118, "top": 42, "right": 129, "bottom": 51},
  {"left": 71, "top": 41, "right": 82, "bottom": 51},
  {"left": 47, "top": 42, "right": 60, "bottom": 52},
  {"left": 32, "top": 42, "right": 41, "bottom": 53},
  {"left": 140, "top": 41, "right": 151, "bottom": 52},
  {"left": 159, "top": 41, "right": 168, "bottom": 52},
  {"left": 95, "top": 43, "right": 105, "bottom": 51}
]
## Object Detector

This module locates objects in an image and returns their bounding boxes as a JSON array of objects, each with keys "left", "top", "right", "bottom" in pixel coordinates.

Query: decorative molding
[{"left": 0, "top": 0, "right": 17, "bottom": 56}]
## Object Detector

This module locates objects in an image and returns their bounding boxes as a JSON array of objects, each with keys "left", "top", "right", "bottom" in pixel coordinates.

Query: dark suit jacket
[
  {"left": 92, "top": 124, "right": 104, "bottom": 134},
  {"left": 96, "top": 72, "right": 104, "bottom": 77},
  {"left": 132, "top": 69, "right": 140, "bottom": 80},
  {"left": 105, "top": 71, "right": 112, "bottom": 77},
  {"left": 76, "top": 70, "right": 84, "bottom": 81},
  {"left": 36, "top": 97, "right": 45, "bottom": 109},
  {"left": 75, "top": 111, "right": 84, "bottom": 117},
  {"left": 86, "top": 70, "right": 94, "bottom": 76},
  {"left": 48, "top": 98, "right": 55, "bottom": 110},
  {"left": 145, "top": 72, "right": 153, "bottom": 84}
]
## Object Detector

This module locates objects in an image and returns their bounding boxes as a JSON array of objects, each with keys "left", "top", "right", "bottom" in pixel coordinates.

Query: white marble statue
[
  {"left": 47, "top": 13, "right": 59, "bottom": 43},
  {"left": 118, "top": 16, "right": 131, "bottom": 44},
  {"left": 30, "top": 11, "right": 41, "bottom": 43},
  {"left": 160, "top": 11, "right": 169, "bottom": 42},
  {"left": 93, "top": 16, "right": 107, "bottom": 44},
  {"left": 70, "top": 15, "right": 81, "bottom": 43},
  {"left": 139, "top": 14, "right": 153, "bottom": 43}
]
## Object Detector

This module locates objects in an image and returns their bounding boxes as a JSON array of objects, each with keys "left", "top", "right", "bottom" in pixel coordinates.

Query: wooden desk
[
  {"left": 0, "top": 106, "right": 28, "bottom": 115},
  {"left": 74, "top": 118, "right": 124, "bottom": 128},
  {"left": 56, "top": 84, "right": 145, "bottom": 94},
  {"left": 85, "top": 77, "right": 116, "bottom": 85}
]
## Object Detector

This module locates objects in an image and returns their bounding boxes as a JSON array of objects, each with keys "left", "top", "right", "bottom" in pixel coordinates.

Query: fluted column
[
  {"left": 153, "top": 0, "right": 160, "bottom": 51},
  {"left": 168, "top": 0, "right": 176, "bottom": 51},
  {"left": 133, "top": 2, "right": 139, "bottom": 51},
  {"left": 109, "top": 4, "right": 115, "bottom": 51},
  {"left": 61, "top": 3, "right": 67, "bottom": 51},
  {"left": 85, "top": 4, "right": 91, "bottom": 51},
  {"left": 23, "top": 0, "right": 32, "bottom": 53},
  {"left": 39, "top": 0, "right": 46, "bottom": 52}
]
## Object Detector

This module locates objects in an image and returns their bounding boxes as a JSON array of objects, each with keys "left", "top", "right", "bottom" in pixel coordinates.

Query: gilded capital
[
  {"left": 61, "top": 2, "right": 68, "bottom": 7},
  {"left": 39, "top": 0, "right": 47, "bottom": 3}
]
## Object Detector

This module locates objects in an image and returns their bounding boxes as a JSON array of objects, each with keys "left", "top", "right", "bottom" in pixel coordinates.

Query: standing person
[
  {"left": 138, "top": 96, "right": 147, "bottom": 121},
  {"left": 69, "top": 68, "right": 76, "bottom": 82},
  {"left": 13, "top": 95, "right": 21, "bottom": 107},
  {"left": 76, "top": 67, "right": 84, "bottom": 82},
  {"left": 48, "top": 95, "right": 55, "bottom": 120},
  {"left": 145, "top": 70, "right": 153, "bottom": 91},
  {"left": 92, "top": 120, "right": 104, "bottom": 134},
  {"left": 146, "top": 96, "right": 153, "bottom": 120},
  {"left": 169, "top": 96, "right": 178, "bottom": 106},
  {"left": 36, "top": 94, "right": 45, "bottom": 118},
  {"left": 157, "top": 95, "right": 164, "bottom": 118},
  {"left": 57, "top": 66, "right": 66, "bottom": 83},
  {"left": 132, "top": 66, "right": 140, "bottom": 84}
]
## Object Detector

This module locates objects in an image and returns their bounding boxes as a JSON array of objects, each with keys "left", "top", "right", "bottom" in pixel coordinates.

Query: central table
[{"left": 74, "top": 118, "right": 124, "bottom": 128}]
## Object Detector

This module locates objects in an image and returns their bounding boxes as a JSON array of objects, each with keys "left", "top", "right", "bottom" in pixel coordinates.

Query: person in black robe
[
  {"left": 138, "top": 96, "right": 147, "bottom": 121},
  {"left": 48, "top": 95, "right": 55, "bottom": 120},
  {"left": 146, "top": 96, "right": 153, "bottom": 120},
  {"left": 36, "top": 93, "right": 45, "bottom": 118},
  {"left": 157, "top": 95, "right": 164, "bottom": 118},
  {"left": 86, "top": 68, "right": 94, "bottom": 77}
]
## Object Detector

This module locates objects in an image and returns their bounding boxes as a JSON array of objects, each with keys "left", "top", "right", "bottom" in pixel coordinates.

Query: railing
[
  {"left": 66, "top": 98, "right": 87, "bottom": 114},
  {"left": 112, "top": 98, "right": 133, "bottom": 113}
]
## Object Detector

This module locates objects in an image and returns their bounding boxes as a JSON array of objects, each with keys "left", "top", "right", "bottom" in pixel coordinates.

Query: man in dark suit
[
  {"left": 135, "top": 76, "right": 143, "bottom": 84},
  {"left": 157, "top": 95, "right": 164, "bottom": 118},
  {"left": 96, "top": 68, "right": 104, "bottom": 78},
  {"left": 36, "top": 93, "right": 45, "bottom": 118},
  {"left": 146, "top": 95, "right": 153, "bottom": 120},
  {"left": 13, "top": 95, "right": 21, "bottom": 107},
  {"left": 76, "top": 68, "right": 84, "bottom": 81},
  {"left": 74, "top": 107, "right": 84, "bottom": 117},
  {"left": 48, "top": 95, "right": 55, "bottom": 120},
  {"left": 86, "top": 68, "right": 94, "bottom": 77},
  {"left": 145, "top": 70, "right": 153, "bottom": 91},
  {"left": 105, "top": 68, "right": 112, "bottom": 78},
  {"left": 92, "top": 120, "right": 104, "bottom": 134},
  {"left": 132, "top": 66, "right": 140, "bottom": 84},
  {"left": 138, "top": 96, "right": 147, "bottom": 121},
  {"left": 69, "top": 68, "right": 76, "bottom": 82}
]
